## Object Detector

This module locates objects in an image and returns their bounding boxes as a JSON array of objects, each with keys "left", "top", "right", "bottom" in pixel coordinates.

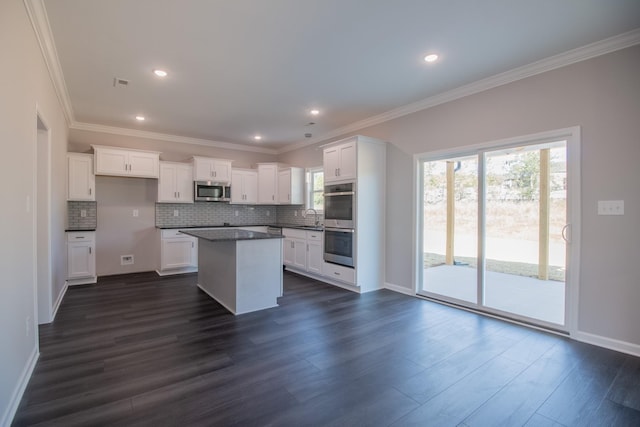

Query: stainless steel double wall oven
[{"left": 323, "top": 182, "right": 355, "bottom": 268}]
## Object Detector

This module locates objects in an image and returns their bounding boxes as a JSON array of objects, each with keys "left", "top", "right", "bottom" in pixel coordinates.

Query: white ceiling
[{"left": 40, "top": 0, "right": 640, "bottom": 151}]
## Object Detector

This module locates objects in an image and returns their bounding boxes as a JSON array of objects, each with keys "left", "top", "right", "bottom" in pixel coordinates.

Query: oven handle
[
  {"left": 324, "top": 191, "right": 355, "bottom": 197},
  {"left": 324, "top": 227, "right": 355, "bottom": 233}
]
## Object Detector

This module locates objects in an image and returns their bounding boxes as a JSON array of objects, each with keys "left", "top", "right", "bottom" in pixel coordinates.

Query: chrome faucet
[{"left": 304, "top": 208, "right": 319, "bottom": 226}]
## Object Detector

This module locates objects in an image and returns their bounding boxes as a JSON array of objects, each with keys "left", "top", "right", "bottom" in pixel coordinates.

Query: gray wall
[{"left": 0, "top": 0, "right": 69, "bottom": 422}]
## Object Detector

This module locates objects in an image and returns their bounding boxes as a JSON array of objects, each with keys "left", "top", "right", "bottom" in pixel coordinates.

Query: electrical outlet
[
  {"left": 121, "top": 255, "right": 134, "bottom": 265},
  {"left": 133, "top": 209, "right": 139, "bottom": 217},
  {"left": 598, "top": 200, "right": 624, "bottom": 215},
  {"left": 173, "top": 210, "right": 179, "bottom": 217},
  {"left": 80, "top": 209, "right": 87, "bottom": 218},
  {"left": 266, "top": 210, "right": 270, "bottom": 217},
  {"left": 235, "top": 210, "right": 239, "bottom": 217},
  {"left": 294, "top": 211, "right": 297, "bottom": 217}
]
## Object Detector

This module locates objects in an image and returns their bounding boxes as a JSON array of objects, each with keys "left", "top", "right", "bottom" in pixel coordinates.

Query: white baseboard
[
  {"left": 156, "top": 267, "right": 198, "bottom": 276},
  {"left": 572, "top": 330, "right": 640, "bottom": 358},
  {"left": 384, "top": 282, "right": 415, "bottom": 296},
  {"left": 66, "top": 276, "right": 97, "bottom": 285},
  {"left": 51, "top": 281, "right": 68, "bottom": 321},
  {"left": 1, "top": 347, "right": 39, "bottom": 427}
]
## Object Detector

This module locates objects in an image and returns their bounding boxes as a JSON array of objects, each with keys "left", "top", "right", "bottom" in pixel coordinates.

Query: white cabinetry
[
  {"left": 158, "top": 162, "right": 194, "bottom": 203},
  {"left": 93, "top": 145, "right": 160, "bottom": 178},
  {"left": 323, "top": 140, "right": 356, "bottom": 183},
  {"left": 306, "top": 230, "right": 323, "bottom": 275},
  {"left": 322, "top": 261, "right": 356, "bottom": 285},
  {"left": 67, "top": 153, "right": 95, "bottom": 201},
  {"left": 231, "top": 169, "right": 258, "bottom": 204},
  {"left": 158, "top": 229, "right": 198, "bottom": 275},
  {"left": 257, "top": 163, "right": 278, "bottom": 204},
  {"left": 321, "top": 135, "right": 386, "bottom": 292},
  {"left": 278, "top": 167, "right": 304, "bottom": 205},
  {"left": 67, "top": 231, "right": 96, "bottom": 284},
  {"left": 282, "top": 228, "right": 307, "bottom": 270},
  {"left": 193, "top": 157, "right": 232, "bottom": 183},
  {"left": 282, "top": 228, "right": 323, "bottom": 275}
]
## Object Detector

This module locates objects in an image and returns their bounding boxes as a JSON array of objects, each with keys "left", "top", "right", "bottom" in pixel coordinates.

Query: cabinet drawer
[
  {"left": 282, "top": 228, "right": 306, "bottom": 239},
  {"left": 306, "top": 231, "right": 323, "bottom": 241},
  {"left": 67, "top": 231, "right": 95, "bottom": 242},
  {"left": 323, "top": 262, "right": 355, "bottom": 285},
  {"left": 162, "top": 229, "right": 189, "bottom": 238}
]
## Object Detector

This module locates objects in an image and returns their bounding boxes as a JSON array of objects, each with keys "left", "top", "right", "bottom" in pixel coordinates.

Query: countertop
[
  {"left": 157, "top": 224, "right": 324, "bottom": 232},
  {"left": 180, "top": 228, "right": 284, "bottom": 242}
]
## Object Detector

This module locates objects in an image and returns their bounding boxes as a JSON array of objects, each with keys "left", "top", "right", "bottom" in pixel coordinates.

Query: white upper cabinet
[
  {"left": 158, "top": 162, "right": 194, "bottom": 203},
  {"left": 93, "top": 145, "right": 159, "bottom": 178},
  {"left": 323, "top": 140, "right": 356, "bottom": 183},
  {"left": 277, "top": 167, "right": 304, "bottom": 205},
  {"left": 231, "top": 169, "right": 258, "bottom": 204},
  {"left": 192, "top": 156, "right": 232, "bottom": 183},
  {"left": 257, "top": 163, "right": 278, "bottom": 204},
  {"left": 67, "top": 153, "right": 95, "bottom": 201}
]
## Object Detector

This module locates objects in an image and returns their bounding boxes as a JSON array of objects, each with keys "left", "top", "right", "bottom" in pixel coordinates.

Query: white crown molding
[
  {"left": 70, "top": 122, "right": 279, "bottom": 155},
  {"left": 278, "top": 28, "right": 640, "bottom": 154},
  {"left": 24, "top": 0, "right": 74, "bottom": 125}
]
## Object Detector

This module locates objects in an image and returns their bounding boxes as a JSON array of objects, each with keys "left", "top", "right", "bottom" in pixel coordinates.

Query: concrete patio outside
[{"left": 422, "top": 264, "right": 565, "bottom": 325}]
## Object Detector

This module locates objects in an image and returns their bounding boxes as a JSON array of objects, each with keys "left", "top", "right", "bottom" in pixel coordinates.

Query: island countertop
[{"left": 180, "top": 228, "right": 283, "bottom": 242}]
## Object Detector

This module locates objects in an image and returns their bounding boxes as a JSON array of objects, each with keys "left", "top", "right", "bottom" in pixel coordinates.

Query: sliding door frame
[{"left": 413, "top": 126, "right": 581, "bottom": 334}]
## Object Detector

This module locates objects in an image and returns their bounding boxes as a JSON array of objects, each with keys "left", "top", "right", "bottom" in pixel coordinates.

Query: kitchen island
[{"left": 180, "top": 229, "right": 284, "bottom": 315}]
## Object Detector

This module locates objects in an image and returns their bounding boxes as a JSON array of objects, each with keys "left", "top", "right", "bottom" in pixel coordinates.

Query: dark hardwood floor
[{"left": 13, "top": 271, "right": 640, "bottom": 426}]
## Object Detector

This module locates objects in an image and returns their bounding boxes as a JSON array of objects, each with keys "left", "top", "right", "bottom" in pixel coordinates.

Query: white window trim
[{"left": 306, "top": 166, "right": 324, "bottom": 212}]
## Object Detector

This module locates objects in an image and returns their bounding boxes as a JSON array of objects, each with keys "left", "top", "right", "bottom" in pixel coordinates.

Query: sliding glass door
[
  {"left": 418, "top": 131, "right": 577, "bottom": 329},
  {"left": 423, "top": 156, "right": 478, "bottom": 304}
]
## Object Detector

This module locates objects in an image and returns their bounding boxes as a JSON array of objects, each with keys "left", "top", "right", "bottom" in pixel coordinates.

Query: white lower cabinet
[
  {"left": 67, "top": 231, "right": 96, "bottom": 285},
  {"left": 282, "top": 228, "right": 324, "bottom": 276},
  {"left": 322, "top": 261, "right": 356, "bottom": 285},
  {"left": 306, "top": 231, "right": 323, "bottom": 275},
  {"left": 158, "top": 229, "right": 198, "bottom": 275},
  {"left": 283, "top": 228, "right": 306, "bottom": 270}
]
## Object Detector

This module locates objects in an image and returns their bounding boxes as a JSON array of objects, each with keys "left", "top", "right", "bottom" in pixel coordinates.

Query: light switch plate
[{"left": 598, "top": 200, "right": 624, "bottom": 215}]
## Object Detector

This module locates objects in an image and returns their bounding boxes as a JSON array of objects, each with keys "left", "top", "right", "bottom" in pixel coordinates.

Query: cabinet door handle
[
  {"left": 89, "top": 188, "right": 92, "bottom": 195},
  {"left": 177, "top": 192, "right": 180, "bottom": 198},
  {"left": 89, "top": 247, "right": 92, "bottom": 255},
  {"left": 192, "top": 242, "right": 194, "bottom": 248}
]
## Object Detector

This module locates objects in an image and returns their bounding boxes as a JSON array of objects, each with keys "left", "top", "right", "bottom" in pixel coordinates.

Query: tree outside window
[{"left": 307, "top": 167, "right": 324, "bottom": 211}]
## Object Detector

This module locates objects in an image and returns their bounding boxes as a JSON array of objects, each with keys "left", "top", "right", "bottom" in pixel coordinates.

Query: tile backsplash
[
  {"left": 277, "top": 205, "right": 324, "bottom": 226},
  {"left": 156, "top": 203, "right": 277, "bottom": 227},
  {"left": 67, "top": 201, "right": 97, "bottom": 229},
  {"left": 155, "top": 203, "right": 323, "bottom": 228}
]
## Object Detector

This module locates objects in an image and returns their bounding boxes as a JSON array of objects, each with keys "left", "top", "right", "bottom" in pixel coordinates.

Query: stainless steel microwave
[{"left": 194, "top": 181, "right": 231, "bottom": 202}]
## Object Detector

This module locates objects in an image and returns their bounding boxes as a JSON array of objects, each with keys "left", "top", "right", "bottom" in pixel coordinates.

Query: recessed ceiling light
[
  {"left": 310, "top": 109, "right": 320, "bottom": 116},
  {"left": 424, "top": 53, "right": 439, "bottom": 63},
  {"left": 254, "top": 135, "right": 262, "bottom": 141},
  {"left": 153, "top": 69, "right": 168, "bottom": 77},
  {"left": 135, "top": 115, "right": 145, "bottom": 121}
]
